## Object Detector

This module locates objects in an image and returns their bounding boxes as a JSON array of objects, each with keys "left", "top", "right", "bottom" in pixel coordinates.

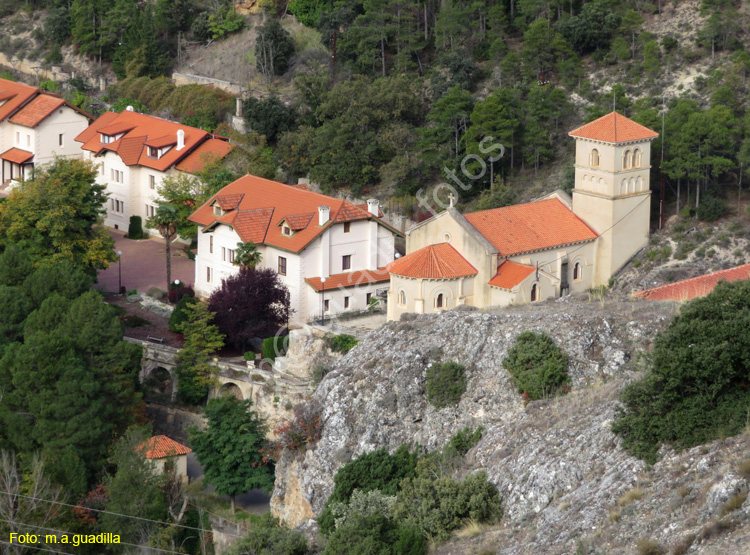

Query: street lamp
[
  {"left": 320, "top": 277, "right": 326, "bottom": 326},
  {"left": 117, "top": 250, "right": 123, "bottom": 295}
]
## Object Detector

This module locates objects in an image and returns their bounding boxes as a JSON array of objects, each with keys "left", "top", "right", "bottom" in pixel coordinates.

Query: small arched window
[
  {"left": 398, "top": 290, "right": 406, "bottom": 306},
  {"left": 530, "top": 283, "right": 539, "bottom": 302},
  {"left": 633, "top": 148, "right": 642, "bottom": 168},
  {"left": 623, "top": 150, "right": 632, "bottom": 169},
  {"left": 636, "top": 176, "right": 642, "bottom": 192},
  {"left": 436, "top": 293, "right": 444, "bottom": 309},
  {"left": 573, "top": 262, "right": 582, "bottom": 281},
  {"left": 628, "top": 177, "right": 635, "bottom": 194},
  {"left": 590, "top": 149, "right": 599, "bottom": 168},
  {"left": 620, "top": 178, "right": 627, "bottom": 195}
]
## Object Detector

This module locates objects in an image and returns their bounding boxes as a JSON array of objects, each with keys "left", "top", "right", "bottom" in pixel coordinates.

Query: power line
[
  {"left": 0, "top": 492, "right": 243, "bottom": 539},
  {"left": 0, "top": 519, "right": 192, "bottom": 555},
  {"left": 0, "top": 539, "right": 72, "bottom": 555}
]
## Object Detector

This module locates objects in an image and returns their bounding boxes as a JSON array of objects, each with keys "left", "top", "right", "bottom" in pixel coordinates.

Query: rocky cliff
[{"left": 271, "top": 296, "right": 750, "bottom": 554}]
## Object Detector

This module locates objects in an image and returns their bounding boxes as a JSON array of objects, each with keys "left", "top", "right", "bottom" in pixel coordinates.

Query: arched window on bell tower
[
  {"left": 623, "top": 150, "right": 632, "bottom": 169},
  {"left": 633, "top": 148, "right": 642, "bottom": 168},
  {"left": 590, "top": 149, "right": 599, "bottom": 168}
]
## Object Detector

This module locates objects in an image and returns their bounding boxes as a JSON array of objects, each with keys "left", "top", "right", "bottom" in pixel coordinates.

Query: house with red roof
[
  {"left": 387, "top": 112, "right": 658, "bottom": 320},
  {"left": 75, "top": 107, "right": 234, "bottom": 230},
  {"left": 0, "top": 78, "right": 91, "bottom": 194},
  {"left": 188, "top": 175, "right": 402, "bottom": 322},
  {"left": 137, "top": 435, "right": 192, "bottom": 483}
]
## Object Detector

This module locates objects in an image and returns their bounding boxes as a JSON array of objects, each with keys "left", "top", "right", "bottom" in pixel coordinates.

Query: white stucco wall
[{"left": 34, "top": 105, "right": 89, "bottom": 165}]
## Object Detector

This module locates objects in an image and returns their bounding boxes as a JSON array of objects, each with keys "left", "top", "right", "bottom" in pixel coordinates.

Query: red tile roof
[
  {"left": 387, "top": 243, "right": 478, "bottom": 279},
  {"left": 0, "top": 147, "right": 34, "bottom": 164},
  {"left": 464, "top": 198, "right": 597, "bottom": 256},
  {"left": 633, "top": 264, "right": 750, "bottom": 302},
  {"left": 215, "top": 193, "right": 244, "bottom": 211},
  {"left": 189, "top": 175, "right": 400, "bottom": 253},
  {"left": 568, "top": 111, "right": 659, "bottom": 144},
  {"left": 137, "top": 435, "right": 191, "bottom": 459},
  {"left": 175, "top": 138, "right": 235, "bottom": 174},
  {"left": 9, "top": 94, "right": 64, "bottom": 127},
  {"left": 0, "top": 79, "right": 38, "bottom": 122},
  {"left": 305, "top": 268, "right": 390, "bottom": 291},
  {"left": 76, "top": 110, "right": 231, "bottom": 173},
  {"left": 488, "top": 260, "right": 536, "bottom": 289},
  {"left": 285, "top": 213, "right": 315, "bottom": 231}
]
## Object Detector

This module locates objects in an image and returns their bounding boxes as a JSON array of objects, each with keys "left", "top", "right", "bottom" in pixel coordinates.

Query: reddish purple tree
[{"left": 208, "top": 267, "right": 291, "bottom": 351}]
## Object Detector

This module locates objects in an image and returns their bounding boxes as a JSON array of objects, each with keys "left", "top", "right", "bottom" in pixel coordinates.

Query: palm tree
[
  {"left": 148, "top": 204, "right": 179, "bottom": 293},
  {"left": 234, "top": 241, "right": 262, "bottom": 269}
]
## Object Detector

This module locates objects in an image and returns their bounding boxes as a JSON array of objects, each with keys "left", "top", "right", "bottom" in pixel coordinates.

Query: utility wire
[
  {"left": 0, "top": 519, "right": 193, "bottom": 555},
  {"left": 0, "top": 492, "right": 243, "bottom": 539}
]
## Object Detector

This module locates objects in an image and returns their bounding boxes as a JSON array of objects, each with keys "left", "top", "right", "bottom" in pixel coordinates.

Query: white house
[
  {"left": 189, "top": 175, "right": 402, "bottom": 323},
  {"left": 75, "top": 108, "right": 234, "bottom": 230},
  {"left": 0, "top": 78, "right": 91, "bottom": 192},
  {"left": 137, "top": 435, "right": 191, "bottom": 484}
]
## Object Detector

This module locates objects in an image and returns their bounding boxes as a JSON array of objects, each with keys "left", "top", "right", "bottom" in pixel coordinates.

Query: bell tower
[{"left": 568, "top": 112, "right": 658, "bottom": 286}]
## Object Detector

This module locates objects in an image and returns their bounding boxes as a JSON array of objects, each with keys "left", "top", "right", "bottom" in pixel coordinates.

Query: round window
[{"left": 444, "top": 232, "right": 452, "bottom": 243}]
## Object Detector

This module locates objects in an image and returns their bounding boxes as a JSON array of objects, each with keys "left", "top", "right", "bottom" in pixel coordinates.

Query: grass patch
[
  {"left": 618, "top": 486, "right": 644, "bottom": 507},
  {"left": 738, "top": 458, "right": 750, "bottom": 479},
  {"left": 635, "top": 538, "right": 663, "bottom": 555},
  {"left": 720, "top": 491, "right": 747, "bottom": 516},
  {"left": 454, "top": 519, "right": 487, "bottom": 538}
]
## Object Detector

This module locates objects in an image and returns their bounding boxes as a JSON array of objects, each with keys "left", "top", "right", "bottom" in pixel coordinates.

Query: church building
[{"left": 386, "top": 112, "right": 658, "bottom": 321}]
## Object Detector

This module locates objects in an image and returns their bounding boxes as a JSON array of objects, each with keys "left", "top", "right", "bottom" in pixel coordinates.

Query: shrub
[
  {"left": 393, "top": 470, "right": 503, "bottom": 542},
  {"left": 176, "top": 364, "right": 210, "bottom": 406},
  {"left": 262, "top": 335, "right": 289, "bottom": 362},
  {"left": 720, "top": 492, "right": 747, "bottom": 516},
  {"left": 167, "top": 282, "right": 194, "bottom": 304},
  {"left": 696, "top": 195, "right": 727, "bottom": 222},
  {"left": 328, "top": 489, "right": 397, "bottom": 530},
  {"left": 326, "top": 334, "right": 358, "bottom": 354},
  {"left": 127, "top": 216, "right": 144, "bottom": 239},
  {"left": 425, "top": 361, "right": 466, "bottom": 408},
  {"left": 264, "top": 399, "right": 323, "bottom": 461},
  {"left": 243, "top": 351, "right": 256, "bottom": 361},
  {"left": 225, "top": 512, "right": 308, "bottom": 555},
  {"left": 635, "top": 538, "right": 663, "bottom": 555},
  {"left": 318, "top": 446, "right": 419, "bottom": 535},
  {"left": 323, "top": 510, "right": 425, "bottom": 555},
  {"left": 445, "top": 426, "right": 484, "bottom": 458},
  {"left": 311, "top": 363, "right": 332, "bottom": 386},
  {"left": 169, "top": 295, "right": 199, "bottom": 333},
  {"left": 612, "top": 280, "right": 750, "bottom": 463},
  {"left": 502, "top": 331, "right": 570, "bottom": 401}
]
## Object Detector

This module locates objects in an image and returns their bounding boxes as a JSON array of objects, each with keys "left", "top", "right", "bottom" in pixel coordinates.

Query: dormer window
[
  {"left": 101, "top": 134, "right": 115, "bottom": 144},
  {"left": 282, "top": 225, "right": 292, "bottom": 236},
  {"left": 213, "top": 205, "right": 224, "bottom": 217},
  {"left": 147, "top": 146, "right": 159, "bottom": 158}
]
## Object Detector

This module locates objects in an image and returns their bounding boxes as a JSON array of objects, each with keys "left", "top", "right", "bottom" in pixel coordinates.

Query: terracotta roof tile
[
  {"left": 175, "top": 138, "right": 234, "bottom": 174},
  {"left": 568, "top": 111, "right": 658, "bottom": 143},
  {"left": 189, "top": 175, "right": 399, "bottom": 253},
  {"left": 0, "top": 79, "right": 38, "bottom": 122},
  {"left": 333, "top": 201, "right": 371, "bottom": 222},
  {"left": 284, "top": 213, "right": 314, "bottom": 231},
  {"left": 0, "top": 147, "right": 34, "bottom": 164},
  {"left": 488, "top": 260, "right": 536, "bottom": 289},
  {"left": 231, "top": 207, "right": 274, "bottom": 244},
  {"left": 144, "top": 134, "right": 177, "bottom": 148},
  {"left": 305, "top": 268, "right": 391, "bottom": 291},
  {"left": 75, "top": 110, "right": 229, "bottom": 173},
  {"left": 215, "top": 193, "right": 244, "bottom": 211},
  {"left": 9, "top": 94, "right": 64, "bottom": 127},
  {"left": 387, "top": 243, "right": 478, "bottom": 279},
  {"left": 633, "top": 264, "right": 750, "bottom": 302},
  {"left": 464, "top": 198, "right": 598, "bottom": 257},
  {"left": 118, "top": 135, "right": 147, "bottom": 166},
  {"left": 138, "top": 435, "right": 191, "bottom": 459},
  {"left": 356, "top": 202, "right": 384, "bottom": 217}
]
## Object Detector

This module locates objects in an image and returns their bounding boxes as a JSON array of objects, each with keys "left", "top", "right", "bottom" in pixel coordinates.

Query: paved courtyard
[{"left": 97, "top": 230, "right": 195, "bottom": 294}]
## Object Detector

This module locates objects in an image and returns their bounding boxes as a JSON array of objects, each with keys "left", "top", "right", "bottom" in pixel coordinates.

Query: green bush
[
  {"left": 323, "top": 511, "right": 425, "bottom": 555},
  {"left": 425, "top": 361, "right": 466, "bottom": 408},
  {"left": 696, "top": 195, "right": 727, "bottom": 222},
  {"left": 326, "top": 334, "right": 358, "bottom": 354},
  {"left": 502, "top": 331, "right": 570, "bottom": 401},
  {"left": 169, "top": 295, "right": 199, "bottom": 333},
  {"left": 262, "top": 335, "right": 289, "bottom": 362},
  {"left": 612, "top": 280, "right": 750, "bottom": 463},
  {"left": 445, "top": 426, "right": 484, "bottom": 458},
  {"left": 127, "top": 215, "right": 144, "bottom": 239},
  {"left": 393, "top": 470, "right": 503, "bottom": 542},
  {"left": 226, "top": 512, "right": 308, "bottom": 555},
  {"left": 318, "top": 446, "right": 419, "bottom": 535},
  {"left": 176, "top": 364, "right": 210, "bottom": 406}
]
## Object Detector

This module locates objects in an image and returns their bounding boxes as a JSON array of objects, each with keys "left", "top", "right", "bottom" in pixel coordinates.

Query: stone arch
[
  {"left": 590, "top": 149, "right": 599, "bottom": 168},
  {"left": 219, "top": 382, "right": 244, "bottom": 400},
  {"left": 429, "top": 284, "right": 453, "bottom": 311},
  {"left": 581, "top": 174, "right": 588, "bottom": 190},
  {"left": 636, "top": 175, "right": 642, "bottom": 192},
  {"left": 620, "top": 178, "right": 627, "bottom": 195},
  {"left": 628, "top": 177, "right": 635, "bottom": 194},
  {"left": 598, "top": 177, "right": 604, "bottom": 193},
  {"left": 623, "top": 149, "right": 632, "bottom": 169},
  {"left": 530, "top": 283, "right": 539, "bottom": 302},
  {"left": 634, "top": 148, "right": 642, "bottom": 168},
  {"left": 142, "top": 364, "right": 177, "bottom": 402}
]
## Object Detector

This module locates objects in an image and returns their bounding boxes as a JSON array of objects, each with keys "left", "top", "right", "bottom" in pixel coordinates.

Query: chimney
[
  {"left": 318, "top": 205, "right": 330, "bottom": 226},
  {"left": 176, "top": 129, "right": 185, "bottom": 151},
  {"left": 367, "top": 198, "right": 379, "bottom": 216}
]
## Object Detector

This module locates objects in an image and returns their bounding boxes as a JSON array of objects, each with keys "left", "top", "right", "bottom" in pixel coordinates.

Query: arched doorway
[{"left": 220, "top": 382, "right": 243, "bottom": 400}]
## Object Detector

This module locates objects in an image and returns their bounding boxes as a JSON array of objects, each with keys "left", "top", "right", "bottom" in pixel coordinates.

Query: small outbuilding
[{"left": 138, "top": 435, "right": 192, "bottom": 483}]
